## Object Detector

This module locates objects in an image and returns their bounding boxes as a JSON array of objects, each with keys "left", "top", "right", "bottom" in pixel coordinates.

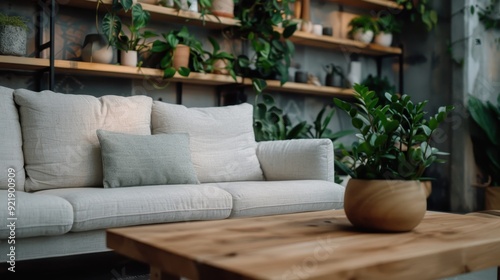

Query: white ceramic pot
[
  {"left": 0, "top": 25, "right": 27, "bottom": 56},
  {"left": 353, "top": 30, "right": 374, "bottom": 44},
  {"left": 375, "top": 32, "right": 393, "bottom": 47},
  {"left": 120, "top": 50, "right": 138, "bottom": 67},
  {"left": 81, "top": 34, "right": 114, "bottom": 64}
]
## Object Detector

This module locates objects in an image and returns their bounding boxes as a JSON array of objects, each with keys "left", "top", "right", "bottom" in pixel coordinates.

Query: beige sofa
[{"left": 0, "top": 86, "right": 344, "bottom": 262}]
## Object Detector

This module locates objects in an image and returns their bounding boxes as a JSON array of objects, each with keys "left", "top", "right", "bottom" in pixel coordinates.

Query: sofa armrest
[{"left": 256, "top": 139, "right": 334, "bottom": 182}]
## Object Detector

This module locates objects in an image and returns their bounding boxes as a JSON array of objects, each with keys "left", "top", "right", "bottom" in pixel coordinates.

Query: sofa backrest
[
  {"left": 14, "top": 89, "right": 153, "bottom": 192},
  {"left": 0, "top": 86, "right": 25, "bottom": 191},
  {"left": 151, "top": 102, "right": 264, "bottom": 183}
]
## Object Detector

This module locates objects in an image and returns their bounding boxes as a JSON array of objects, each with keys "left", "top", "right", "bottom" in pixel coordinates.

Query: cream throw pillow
[
  {"left": 151, "top": 102, "right": 264, "bottom": 183},
  {"left": 14, "top": 89, "right": 153, "bottom": 191}
]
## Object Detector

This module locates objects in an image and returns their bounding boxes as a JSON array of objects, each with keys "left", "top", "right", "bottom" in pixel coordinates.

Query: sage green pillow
[{"left": 96, "top": 130, "right": 199, "bottom": 188}]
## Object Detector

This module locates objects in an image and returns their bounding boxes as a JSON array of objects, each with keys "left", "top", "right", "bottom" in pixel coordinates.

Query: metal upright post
[
  {"left": 176, "top": 83, "right": 183, "bottom": 104},
  {"left": 36, "top": 0, "right": 56, "bottom": 91},
  {"left": 399, "top": 44, "right": 404, "bottom": 94}
]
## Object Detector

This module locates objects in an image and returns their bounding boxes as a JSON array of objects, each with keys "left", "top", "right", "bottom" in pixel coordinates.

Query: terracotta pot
[
  {"left": 344, "top": 179, "right": 427, "bottom": 232},
  {"left": 173, "top": 44, "right": 190, "bottom": 70},
  {"left": 210, "top": 0, "right": 234, "bottom": 18},
  {"left": 213, "top": 59, "right": 229, "bottom": 75},
  {"left": 485, "top": 187, "right": 500, "bottom": 210}
]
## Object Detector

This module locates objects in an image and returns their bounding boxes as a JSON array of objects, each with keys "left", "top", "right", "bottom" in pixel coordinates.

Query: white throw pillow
[
  {"left": 151, "top": 102, "right": 264, "bottom": 183},
  {"left": 14, "top": 89, "right": 153, "bottom": 191},
  {"left": 0, "top": 86, "right": 25, "bottom": 191}
]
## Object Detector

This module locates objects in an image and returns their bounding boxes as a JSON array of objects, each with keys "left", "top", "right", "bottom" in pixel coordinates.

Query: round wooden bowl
[{"left": 344, "top": 179, "right": 427, "bottom": 232}]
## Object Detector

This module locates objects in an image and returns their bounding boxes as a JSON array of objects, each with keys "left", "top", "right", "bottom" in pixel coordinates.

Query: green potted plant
[
  {"left": 151, "top": 26, "right": 205, "bottom": 78},
  {"left": 348, "top": 15, "right": 378, "bottom": 44},
  {"left": 98, "top": 0, "right": 154, "bottom": 66},
  {"left": 0, "top": 13, "right": 28, "bottom": 56},
  {"left": 395, "top": 0, "right": 438, "bottom": 31},
  {"left": 468, "top": 94, "right": 500, "bottom": 210},
  {"left": 233, "top": 0, "right": 297, "bottom": 93},
  {"left": 334, "top": 84, "right": 454, "bottom": 232},
  {"left": 375, "top": 14, "right": 401, "bottom": 47},
  {"left": 203, "top": 37, "right": 236, "bottom": 80}
]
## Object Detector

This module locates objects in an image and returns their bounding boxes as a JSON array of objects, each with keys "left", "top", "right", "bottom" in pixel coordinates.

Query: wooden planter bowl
[{"left": 344, "top": 179, "right": 427, "bottom": 232}]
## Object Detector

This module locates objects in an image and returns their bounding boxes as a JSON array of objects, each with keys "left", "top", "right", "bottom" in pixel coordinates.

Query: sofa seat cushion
[
  {"left": 210, "top": 180, "right": 345, "bottom": 217},
  {"left": 38, "top": 185, "right": 233, "bottom": 232},
  {"left": 0, "top": 86, "right": 25, "bottom": 191},
  {"left": 14, "top": 89, "right": 153, "bottom": 191},
  {"left": 0, "top": 191, "right": 73, "bottom": 238}
]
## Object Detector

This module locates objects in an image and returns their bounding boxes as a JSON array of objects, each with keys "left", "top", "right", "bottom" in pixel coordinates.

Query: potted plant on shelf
[
  {"left": 98, "top": 0, "right": 154, "bottom": 67},
  {"left": 395, "top": 0, "right": 438, "bottom": 31},
  {"left": 151, "top": 26, "right": 205, "bottom": 78},
  {"left": 375, "top": 14, "right": 401, "bottom": 47},
  {"left": 348, "top": 15, "right": 378, "bottom": 44},
  {"left": 0, "top": 13, "right": 28, "bottom": 56},
  {"left": 334, "top": 84, "right": 454, "bottom": 232},
  {"left": 233, "top": 0, "right": 297, "bottom": 93},
  {"left": 203, "top": 37, "right": 236, "bottom": 80},
  {"left": 468, "top": 94, "right": 500, "bottom": 210}
]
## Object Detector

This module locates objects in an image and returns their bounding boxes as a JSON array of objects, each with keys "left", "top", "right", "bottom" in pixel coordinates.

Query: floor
[
  {"left": 1, "top": 252, "right": 497, "bottom": 279},
  {"left": 0, "top": 252, "right": 149, "bottom": 279}
]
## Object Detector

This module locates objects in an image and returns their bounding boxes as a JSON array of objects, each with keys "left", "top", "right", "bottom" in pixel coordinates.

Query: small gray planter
[{"left": 0, "top": 25, "right": 27, "bottom": 56}]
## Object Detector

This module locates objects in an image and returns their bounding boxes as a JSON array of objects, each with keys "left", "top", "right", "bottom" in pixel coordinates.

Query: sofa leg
[{"left": 151, "top": 266, "right": 179, "bottom": 280}]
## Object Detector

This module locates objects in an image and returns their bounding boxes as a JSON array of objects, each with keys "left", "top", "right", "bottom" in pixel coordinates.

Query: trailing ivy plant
[
  {"left": 395, "top": 0, "right": 438, "bottom": 31},
  {"left": 334, "top": 84, "right": 454, "bottom": 180},
  {"left": 233, "top": 0, "right": 297, "bottom": 93},
  {"left": 471, "top": 0, "right": 500, "bottom": 30}
]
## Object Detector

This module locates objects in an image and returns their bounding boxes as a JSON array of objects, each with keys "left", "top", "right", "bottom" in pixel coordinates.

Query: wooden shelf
[
  {"left": 0, "top": 56, "right": 241, "bottom": 85},
  {"left": 290, "top": 30, "right": 402, "bottom": 56},
  {"left": 243, "top": 79, "right": 354, "bottom": 98},
  {"left": 63, "top": 0, "right": 240, "bottom": 29},
  {"left": 0, "top": 56, "right": 354, "bottom": 97},
  {"left": 327, "top": 0, "right": 403, "bottom": 10}
]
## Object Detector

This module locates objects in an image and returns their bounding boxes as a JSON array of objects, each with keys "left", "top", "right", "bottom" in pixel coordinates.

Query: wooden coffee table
[{"left": 107, "top": 210, "right": 500, "bottom": 280}]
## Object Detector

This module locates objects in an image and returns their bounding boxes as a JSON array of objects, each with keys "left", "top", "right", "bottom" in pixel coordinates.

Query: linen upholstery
[
  {"left": 257, "top": 139, "right": 335, "bottom": 182},
  {"left": 211, "top": 180, "right": 345, "bottom": 217},
  {"left": 0, "top": 86, "right": 25, "bottom": 191},
  {"left": 97, "top": 130, "right": 198, "bottom": 188},
  {"left": 14, "top": 89, "right": 153, "bottom": 191},
  {"left": 39, "top": 185, "right": 233, "bottom": 232},
  {"left": 151, "top": 102, "right": 264, "bottom": 183},
  {"left": 0, "top": 191, "right": 73, "bottom": 238}
]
